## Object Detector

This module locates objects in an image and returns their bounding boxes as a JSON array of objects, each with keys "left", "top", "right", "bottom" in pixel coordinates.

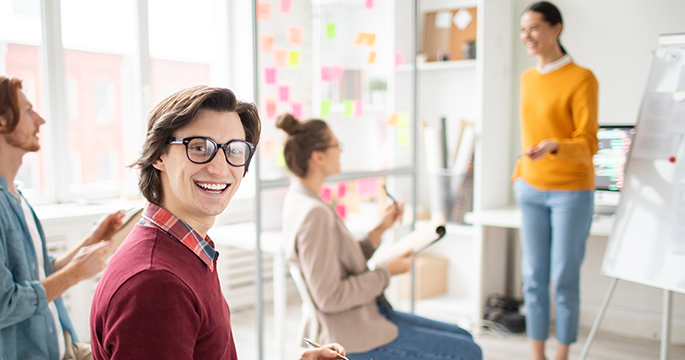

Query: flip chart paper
[
  {"left": 289, "top": 51, "right": 300, "bottom": 66},
  {"left": 321, "top": 99, "right": 332, "bottom": 116},
  {"left": 291, "top": 102, "right": 302, "bottom": 119},
  {"left": 264, "top": 67, "right": 277, "bottom": 85},
  {"left": 260, "top": 34, "right": 274, "bottom": 53},
  {"left": 288, "top": 26, "right": 303, "bottom": 46},
  {"left": 256, "top": 1, "right": 272, "bottom": 22},
  {"left": 278, "top": 86, "right": 289, "bottom": 102},
  {"left": 279, "top": 0, "right": 292, "bottom": 14},
  {"left": 326, "top": 22, "right": 336, "bottom": 39}
]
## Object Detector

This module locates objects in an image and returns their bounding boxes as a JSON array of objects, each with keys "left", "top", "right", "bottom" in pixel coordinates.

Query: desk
[{"left": 208, "top": 223, "right": 287, "bottom": 360}]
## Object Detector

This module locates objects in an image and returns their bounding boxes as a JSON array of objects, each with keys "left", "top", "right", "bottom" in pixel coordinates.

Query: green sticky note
[
  {"left": 276, "top": 145, "right": 286, "bottom": 166},
  {"left": 321, "top": 99, "right": 332, "bottom": 116},
  {"left": 289, "top": 51, "right": 300, "bottom": 66},
  {"left": 343, "top": 100, "right": 354, "bottom": 118},
  {"left": 326, "top": 22, "right": 336, "bottom": 39},
  {"left": 398, "top": 112, "right": 410, "bottom": 128},
  {"left": 398, "top": 129, "right": 410, "bottom": 147}
]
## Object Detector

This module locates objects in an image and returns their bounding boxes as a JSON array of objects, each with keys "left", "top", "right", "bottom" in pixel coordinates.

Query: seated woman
[{"left": 276, "top": 113, "right": 482, "bottom": 360}]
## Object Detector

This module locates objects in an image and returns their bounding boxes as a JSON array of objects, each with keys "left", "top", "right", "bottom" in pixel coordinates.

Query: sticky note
[
  {"left": 398, "top": 129, "right": 410, "bottom": 147},
  {"left": 292, "top": 102, "right": 302, "bottom": 120},
  {"left": 278, "top": 86, "right": 289, "bottom": 102},
  {"left": 385, "top": 112, "right": 400, "bottom": 126},
  {"left": 259, "top": 138, "right": 277, "bottom": 158},
  {"left": 354, "top": 33, "right": 376, "bottom": 46},
  {"left": 260, "top": 35, "right": 274, "bottom": 53},
  {"left": 394, "top": 52, "right": 404, "bottom": 67},
  {"left": 276, "top": 145, "right": 286, "bottom": 166},
  {"left": 320, "top": 185, "right": 333, "bottom": 203},
  {"left": 364, "top": 0, "right": 374, "bottom": 9},
  {"left": 279, "top": 0, "right": 292, "bottom": 14},
  {"left": 367, "top": 51, "right": 376, "bottom": 64},
  {"left": 265, "top": 98, "right": 277, "bottom": 119},
  {"left": 326, "top": 22, "right": 336, "bottom": 39},
  {"left": 354, "top": 99, "right": 364, "bottom": 118},
  {"left": 335, "top": 204, "right": 346, "bottom": 219},
  {"left": 289, "top": 51, "right": 300, "bottom": 66},
  {"left": 321, "top": 66, "right": 344, "bottom": 83},
  {"left": 256, "top": 1, "right": 272, "bottom": 22},
  {"left": 356, "top": 178, "right": 377, "bottom": 198},
  {"left": 264, "top": 67, "right": 277, "bottom": 85},
  {"left": 274, "top": 50, "right": 288, "bottom": 68},
  {"left": 337, "top": 182, "right": 347, "bottom": 198},
  {"left": 321, "top": 99, "right": 332, "bottom": 116},
  {"left": 398, "top": 112, "right": 410, "bottom": 128},
  {"left": 343, "top": 100, "right": 353, "bottom": 118},
  {"left": 288, "top": 26, "right": 303, "bottom": 46}
]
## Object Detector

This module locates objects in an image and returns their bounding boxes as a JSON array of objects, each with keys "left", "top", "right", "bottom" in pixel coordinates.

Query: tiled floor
[{"left": 229, "top": 297, "right": 685, "bottom": 360}]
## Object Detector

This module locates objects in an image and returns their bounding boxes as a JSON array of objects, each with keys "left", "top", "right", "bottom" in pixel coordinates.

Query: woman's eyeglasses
[
  {"left": 168, "top": 136, "right": 255, "bottom": 167},
  {"left": 316, "top": 142, "right": 343, "bottom": 151}
]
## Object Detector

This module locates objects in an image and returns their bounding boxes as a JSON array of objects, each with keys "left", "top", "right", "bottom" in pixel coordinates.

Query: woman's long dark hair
[{"left": 526, "top": 1, "right": 566, "bottom": 55}]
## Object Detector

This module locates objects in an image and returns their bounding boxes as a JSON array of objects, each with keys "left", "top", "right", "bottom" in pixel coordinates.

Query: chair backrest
[{"left": 289, "top": 266, "right": 319, "bottom": 342}]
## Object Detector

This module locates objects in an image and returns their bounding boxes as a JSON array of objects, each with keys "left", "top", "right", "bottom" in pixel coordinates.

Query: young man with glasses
[
  {"left": 0, "top": 76, "right": 124, "bottom": 360},
  {"left": 90, "top": 85, "right": 345, "bottom": 360}
]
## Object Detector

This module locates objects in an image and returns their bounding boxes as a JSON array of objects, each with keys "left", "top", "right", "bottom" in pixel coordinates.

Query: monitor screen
[{"left": 593, "top": 125, "right": 635, "bottom": 191}]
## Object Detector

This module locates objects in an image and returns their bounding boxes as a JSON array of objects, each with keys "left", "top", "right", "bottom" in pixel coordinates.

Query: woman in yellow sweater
[{"left": 514, "top": 2, "right": 599, "bottom": 360}]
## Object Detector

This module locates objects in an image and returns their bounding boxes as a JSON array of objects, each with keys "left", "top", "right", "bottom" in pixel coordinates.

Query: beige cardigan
[{"left": 282, "top": 181, "right": 398, "bottom": 353}]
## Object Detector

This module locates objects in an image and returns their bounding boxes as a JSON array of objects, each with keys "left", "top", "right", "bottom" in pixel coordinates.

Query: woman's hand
[
  {"left": 299, "top": 343, "right": 346, "bottom": 360},
  {"left": 370, "top": 202, "right": 404, "bottom": 247},
  {"left": 385, "top": 250, "right": 416, "bottom": 276},
  {"left": 525, "top": 139, "right": 558, "bottom": 161},
  {"left": 84, "top": 210, "right": 126, "bottom": 246}
]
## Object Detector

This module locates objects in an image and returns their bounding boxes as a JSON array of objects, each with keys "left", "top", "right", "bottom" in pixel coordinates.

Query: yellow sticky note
[
  {"left": 343, "top": 100, "right": 354, "bottom": 117},
  {"left": 398, "top": 112, "right": 410, "bottom": 128},
  {"left": 367, "top": 51, "right": 376, "bottom": 64},
  {"left": 276, "top": 145, "right": 286, "bottom": 166},
  {"left": 398, "top": 129, "right": 410, "bottom": 147},
  {"left": 289, "top": 51, "right": 300, "bottom": 66},
  {"left": 321, "top": 99, "right": 332, "bottom": 116},
  {"left": 354, "top": 33, "right": 376, "bottom": 46}
]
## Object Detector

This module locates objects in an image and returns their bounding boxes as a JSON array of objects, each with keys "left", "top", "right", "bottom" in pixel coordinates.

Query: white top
[
  {"left": 21, "top": 198, "right": 66, "bottom": 358},
  {"left": 536, "top": 54, "right": 571, "bottom": 74}
]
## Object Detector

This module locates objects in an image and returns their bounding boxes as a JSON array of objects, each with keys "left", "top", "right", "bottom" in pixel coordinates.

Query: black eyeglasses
[
  {"left": 316, "top": 142, "right": 343, "bottom": 151},
  {"left": 168, "top": 137, "right": 255, "bottom": 166}
]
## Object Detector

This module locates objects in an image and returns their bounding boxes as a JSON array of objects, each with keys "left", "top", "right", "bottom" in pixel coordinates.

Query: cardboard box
[{"left": 400, "top": 255, "right": 448, "bottom": 300}]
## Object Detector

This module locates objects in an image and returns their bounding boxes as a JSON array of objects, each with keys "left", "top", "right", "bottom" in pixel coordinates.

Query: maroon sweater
[{"left": 90, "top": 224, "right": 237, "bottom": 360}]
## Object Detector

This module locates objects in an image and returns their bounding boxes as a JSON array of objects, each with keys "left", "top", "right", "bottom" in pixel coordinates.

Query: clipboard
[
  {"left": 372, "top": 215, "right": 447, "bottom": 264},
  {"left": 105, "top": 207, "right": 143, "bottom": 257}
]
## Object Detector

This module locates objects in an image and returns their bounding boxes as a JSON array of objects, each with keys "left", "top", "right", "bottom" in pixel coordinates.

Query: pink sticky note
[
  {"left": 288, "top": 26, "right": 303, "bottom": 46},
  {"left": 264, "top": 67, "right": 277, "bottom": 85},
  {"left": 354, "top": 99, "right": 364, "bottom": 117},
  {"left": 335, "top": 204, "right": 347, "bottom": 219},
  {"left": 260, "top": 34, "right": 275, "bottom": 53},
  {"left": 356, "top": 178, "right": 378, "bottom": 198},
  {"left": 364, "top": 0, "right": 374, "bottom": 9},
  {"left": 291, "top": 102, "right": 302, "bottom": 120},
  {"left": 320, "top": 185, "right": 333, "bottom": 203},
  {"left": 265, "top": 98, "right": 277, "bottom": 119},
  {"left": 394, "top": 51, "right": 404, "bottom": 67},
  {"left": 279, "top": 0, "right": 292, "bottom": 14},
  {"left": 274, "top": 50, "right": 288, "bottom": 68},
  {"left": 259, "top": 138, "right": 277, "bottom": 158},
  {"left": 256, "top": 1, "right": 272, "bottom": 21},
  {"left": 322, "top": 66, "right": 344, "bottom": 83},
  {"left": 278, "top": 86, "right": 290, "bottom": 102},
  {"left": 337, "top": 182, "right": 347, "bottom": 198}
]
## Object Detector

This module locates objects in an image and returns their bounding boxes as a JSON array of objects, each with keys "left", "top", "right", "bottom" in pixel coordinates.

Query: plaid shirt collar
[{"left": 141, "top": 201, "right": 219, "bottom": 272}]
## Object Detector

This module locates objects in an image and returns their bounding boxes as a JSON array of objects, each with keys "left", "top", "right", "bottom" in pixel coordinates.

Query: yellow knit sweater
[{"left": 512, "top": 62, "right": 599, "bottom": 191}]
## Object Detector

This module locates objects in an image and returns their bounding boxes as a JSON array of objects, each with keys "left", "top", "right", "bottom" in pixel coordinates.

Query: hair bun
[{"left": 275, "top": 112, "right": 301, "bottom": 135}]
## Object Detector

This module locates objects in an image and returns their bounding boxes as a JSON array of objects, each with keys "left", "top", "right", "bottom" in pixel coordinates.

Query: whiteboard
[{"left": 601, "top": 42, "right": 685, "bottom": 294}]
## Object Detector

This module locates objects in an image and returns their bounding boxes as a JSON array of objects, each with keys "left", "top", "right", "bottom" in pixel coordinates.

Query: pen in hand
[
  {"left": 383, "top": 184, "right": 399, "bottom": 212},
  {"left": 303, "top": 338, "right": 349, "bottom": 360}
]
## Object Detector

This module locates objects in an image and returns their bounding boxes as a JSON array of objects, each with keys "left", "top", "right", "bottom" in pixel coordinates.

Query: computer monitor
[{"left": 593, "top": 125, "right": 635, "bottom": 191}]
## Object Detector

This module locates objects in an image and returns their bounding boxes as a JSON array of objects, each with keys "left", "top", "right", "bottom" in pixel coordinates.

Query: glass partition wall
[{"left": 252, "top": 0, "right": 418, "bottom": 358}]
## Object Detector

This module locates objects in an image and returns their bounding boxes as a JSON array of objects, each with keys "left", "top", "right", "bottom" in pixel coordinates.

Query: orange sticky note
[
  {"left": 367, "top": 51, "right": 376, "bottom": 64},
  {"left": 256, "top": 1, "right": 272, "bottom": 22},
  {"left": 260, "top": 34, "right": 275, "bottom": 53},
  {"left": 259, "top": 138, "right": 277, "bottom": 158},
  {"left": 274, "top": 50, "right": 288, "bottom": 68},
  {"left": 354, "top": 33, "right": 376, "bottom": 46},
  {"left": 265, "top": 98, "right": 277, "bottom": 119},
  {"left": 288, "top": 26, "right": 303, "bottom": 46}
]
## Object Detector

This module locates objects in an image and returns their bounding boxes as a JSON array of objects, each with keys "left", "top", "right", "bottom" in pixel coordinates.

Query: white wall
[{"left": 507, "top": 0, "right": 685, "bottom": 342}]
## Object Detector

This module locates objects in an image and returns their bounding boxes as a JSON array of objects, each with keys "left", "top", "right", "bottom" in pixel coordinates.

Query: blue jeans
[
  {"left": 513, "top": 179, "right": 593, "bottom": 345},
  {"left": 347, "top": 305, "right": 482, "bottom": 360}
]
